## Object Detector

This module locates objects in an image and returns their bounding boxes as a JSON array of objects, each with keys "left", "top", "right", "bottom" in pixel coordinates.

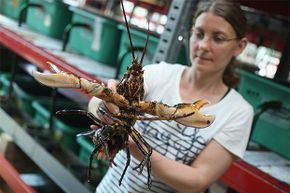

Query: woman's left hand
[{"left": 127, "top": 137, "right": 145, "bottom": 161}]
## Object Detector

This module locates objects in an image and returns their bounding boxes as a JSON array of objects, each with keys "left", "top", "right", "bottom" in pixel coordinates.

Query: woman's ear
[{"left": 233, "top": 37, "right": 248, "bottom": 56}]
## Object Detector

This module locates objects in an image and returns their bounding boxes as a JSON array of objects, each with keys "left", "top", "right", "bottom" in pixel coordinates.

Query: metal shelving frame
[
  {"left": 153, "top": 0, "right": 198, "bottom": 64},
  {"left": 0, "top": 108, "right": 91, "bottom": 193},
  {"left": 0, "top": 1, "right": 290, "bottom": 192}
]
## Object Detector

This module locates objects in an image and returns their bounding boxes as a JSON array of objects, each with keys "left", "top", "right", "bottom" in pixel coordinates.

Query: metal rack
[
  {"left": 0, "top": 1, "right": 290, "bottom": 192},
  {"left": 153, "top": 0, "right": 198, "bottom": 64},
  {"left": 0, "top": 108, "right": 91, "bottom": 193},
  {"left": 0, "top": 16, "right": 97, "bottom": 193}
]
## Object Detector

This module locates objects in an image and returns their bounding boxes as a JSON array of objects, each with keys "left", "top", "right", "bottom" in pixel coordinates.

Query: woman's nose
[{"left": 198, "top": 36, "right": 212, "bottom": 50}]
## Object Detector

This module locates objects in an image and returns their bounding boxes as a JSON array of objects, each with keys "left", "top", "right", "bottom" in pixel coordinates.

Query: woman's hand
[
  {"left": 88, "top": 79, "right": 120, "bottom": 125},
  {"left": 127, "top": 137, "right": 146, "bottom": 161}
]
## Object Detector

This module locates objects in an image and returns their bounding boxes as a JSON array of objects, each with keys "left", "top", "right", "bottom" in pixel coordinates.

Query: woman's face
[{"left": 190, "top": 12, "right": 246, "bottom": 74}]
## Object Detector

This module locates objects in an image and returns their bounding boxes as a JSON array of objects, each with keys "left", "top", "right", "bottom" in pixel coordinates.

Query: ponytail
[{"left": 223, "top": 58, "right": 240, "bottom": 88}]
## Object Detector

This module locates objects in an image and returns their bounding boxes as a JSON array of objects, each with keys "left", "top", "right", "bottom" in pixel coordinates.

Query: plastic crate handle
[
  {"left": 62, "top": 22, "right": 93, "bottom": 51},
  {"left": 18, "top": 3, "right": 44, "bottom": 27},
  {"left": 249, "top": 100, "right": 283, "bottom": 140}
]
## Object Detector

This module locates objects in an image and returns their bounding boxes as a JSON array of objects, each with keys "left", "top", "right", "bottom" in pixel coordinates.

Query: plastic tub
[
  {"left": 24, "top": 0, "right": 72, "bottom": 39},
  {"left": 116, "top": 24, "right": 159, "bottom": 76},
  {"left": 76, "top": 136, "right": 108, "bottom": 176},
  {"left": 0, "top": 0, "right": 28, "bottom": 20},
  {"left": 252, "top": 108, "right": 290, "bottom": 159},
  {"left": 0, "top": 73, "right": 53, "bottom": 117},
  {"left": 238, "top": 70, "right": 290, "bottom": 109},
  {"left": 67, "top": 7, "right": 121, "bottom": 66},
  {"left": 32, "top": 99, "right": 94, "bottom": 153},
  {"left": 238, "top": 70, "right": 290, "bottom": 159}
]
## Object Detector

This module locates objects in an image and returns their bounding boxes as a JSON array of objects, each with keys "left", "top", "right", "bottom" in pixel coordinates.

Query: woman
[{"left": 89, "top": 0, "right": 253, "bottom": 192}]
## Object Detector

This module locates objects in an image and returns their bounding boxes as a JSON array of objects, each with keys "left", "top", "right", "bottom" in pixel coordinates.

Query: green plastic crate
[
  {"left": 0, "top": 72, "right": 11, "bottom": 95},
  {"left": 67, "top": 7, "right": 121, "bottom": 66},
  {"left": 32, "top": 100, "right": 94, "bottom": 153},
  {"left": 77, "top": 136, "right": 108, "bottom": 176},
  {"left": 238, "top": 70, "right": 290, "bottom": 159},
  {"left": 0, "top": 73, "right": 52, "bottom": 117},
  {"left": 238, "top": 70, "right": 290, "bottom": 109},
  {"left": 117, "top": 24, "right": 159, "bottom": 75},
  {"left": 0, "top": 0, "right": 28, "bottom": 20},
  {"left": 252, "top": 108, "right": 290, "bottom": 159},
  {"left": 25, "top": 0, "right": 72, "bottom": 39},
  {"left": 116, "top": 25, "right": 189, "bottom": 76},
  {"left": 0, "top": 47, "right": 15, "bottom": 72}
]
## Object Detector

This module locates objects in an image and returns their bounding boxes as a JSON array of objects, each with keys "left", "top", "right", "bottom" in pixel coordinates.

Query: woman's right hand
[{"left": 88, "top": 79, "right": 120, "bottom": 125}]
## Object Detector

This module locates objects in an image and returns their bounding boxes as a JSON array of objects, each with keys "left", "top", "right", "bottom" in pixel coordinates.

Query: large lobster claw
[
  {"left": 32, "top": 62, "right": 129, "bottom": 106},
  {"left": 32, "top": 63, "right": 81, "bottom": 88},
  {"left": 174, "top": 99, "right": 215, "bottom": 128}
]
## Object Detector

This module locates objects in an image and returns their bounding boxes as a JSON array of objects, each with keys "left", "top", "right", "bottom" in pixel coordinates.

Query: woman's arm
[{"left": 129, "top": 139, "right": 235, "bottom": 193}]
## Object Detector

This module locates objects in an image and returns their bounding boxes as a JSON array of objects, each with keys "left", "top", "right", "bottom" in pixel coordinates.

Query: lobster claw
[
  {"left": 175, "top": 112, "right": 215, "bottom": 128},
  {"left": 175, "top": 99, "right": 215, "bottom": 128},
  {"left": 32, "top": 69, "right": 81, "bottom": 88}
]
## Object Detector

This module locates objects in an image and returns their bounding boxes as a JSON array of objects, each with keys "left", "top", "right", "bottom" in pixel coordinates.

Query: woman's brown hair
[{"left": 193, "top": 0, "right": 247, "bottom": 88}]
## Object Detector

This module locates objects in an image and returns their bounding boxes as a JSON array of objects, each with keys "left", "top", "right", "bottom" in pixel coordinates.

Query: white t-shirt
[{"left": 96, "top": 62, "right": 254, "bottom": 193}]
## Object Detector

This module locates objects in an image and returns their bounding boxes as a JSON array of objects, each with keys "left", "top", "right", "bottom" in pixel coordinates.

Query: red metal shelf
[
  {"left": 221, "top": 160, "right": 290, "bottom": 193},
  {"left": 0, "top": 154, "right": 37, "bottom": 193},
  {"left": 126, "top": 0, "right": 169, "bottom": 15},
  {"left": 0, "top": 26, "right": 101, "bottom": 84}
]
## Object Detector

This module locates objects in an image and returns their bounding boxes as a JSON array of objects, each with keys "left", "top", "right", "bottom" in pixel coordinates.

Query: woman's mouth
[{"left": 196, "top": 55, "right": 212, "bottom": 61}]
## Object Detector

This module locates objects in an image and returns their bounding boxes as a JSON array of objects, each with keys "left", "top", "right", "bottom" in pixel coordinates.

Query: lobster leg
[
  {"left": 94, "top": 127, "right": 116, "bottom": 166},
  {"left": 56, "top": 109, "right": 104, "bottom": 127},
  {"left": 88, "top": 143, "right": 101, "bottom": 182},
  {"left": 119, "top": 145, "right": 131, "bottom": 186},
  {"left": 129, "top": 128, "right": 152, "bottom": 189},
  {"left": 98, "top": 105, "right": 126, "bottom": 125}
]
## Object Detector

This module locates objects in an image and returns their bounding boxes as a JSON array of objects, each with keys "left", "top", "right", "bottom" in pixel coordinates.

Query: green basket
[
  {"left": 32, "top": 99, "right": 94, "bottom": 153},
  {"left": 238, "top": 70, "right": 290, "bottom": 109},
  {"left": 117, "top": 24, "right": 159, "bottom": 76},
  {"left": 67, "top": 7, "right": 121, "bottom": 66},
  {"left": 116, "top": 25, "right": 189, "bottom": 77},
  {"left": 0, "top": 72, "right": 11, "bottom": 95},
  {"left": 252, "top": 108, "right": 290, "bottom": 160},
  {"left": 77, "top": 136, "right": 108, "bottom": 176},
  {"left": 25, "top": 0, "right": 72, "bottom": 39},
  {"left": 0, "top": 47, "right": 15, "bottom": 72},
  {"left": 0, "top": 0, "right": 28, "bottom": 20},
  {"left": 0, "top": 73, "right": 52, "bottom": 117},
  {"left": 238, "top": 70, "right": 290, "bottom": 159}
]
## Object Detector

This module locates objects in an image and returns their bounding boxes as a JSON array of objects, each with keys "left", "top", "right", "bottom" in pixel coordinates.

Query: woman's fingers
[
  {"left": 90, "top": 124, "right": 100, "bottom": 130},
  {"left": 88, "top": 79, "right": 120, "bottom": 125},
  {"left": 127, "top": 137, "right": 143, "bottom": 161},
  {"left": 107, "top": 79, "right": 118, "bottom": 92},
  {"left": 105, "top": 79, "right": 119, "bottom": 113},
  {"left": 94, "top": 79, "right": 120, "bottom": 124}
]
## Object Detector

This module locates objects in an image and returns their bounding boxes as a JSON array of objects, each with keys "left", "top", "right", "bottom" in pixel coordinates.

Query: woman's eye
[
  {"left": 213, "top": 36, "right": 226, "bottom": 43},
  {"left": 194, "top": 32, "right": 203, "bottom": 39}
]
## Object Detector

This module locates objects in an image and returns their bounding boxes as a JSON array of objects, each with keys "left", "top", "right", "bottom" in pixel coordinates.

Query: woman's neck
[{"left": 179, "top": 67, "right": 229, "bottom": 104}]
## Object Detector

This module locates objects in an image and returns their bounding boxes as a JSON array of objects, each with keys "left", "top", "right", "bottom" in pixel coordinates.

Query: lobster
[{"left": 32, "top": 0, "right": 215, "bottom": 189}]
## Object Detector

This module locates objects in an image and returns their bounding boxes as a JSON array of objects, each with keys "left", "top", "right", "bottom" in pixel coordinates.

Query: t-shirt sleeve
[{"left": 214, "top": 103, "right": 254, "bottom": 159}]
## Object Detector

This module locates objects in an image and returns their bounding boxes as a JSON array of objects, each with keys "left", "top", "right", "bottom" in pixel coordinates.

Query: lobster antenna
[
  {"left": 120, "top": 0, "right": 135, "bottom": 59},
  {"left": 140, "top": 21, "right": 150, "bottom": 64}
]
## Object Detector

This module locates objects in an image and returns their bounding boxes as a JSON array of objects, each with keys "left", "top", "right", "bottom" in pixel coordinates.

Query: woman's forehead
[{"left": 194, "top": 12, "right": 236, "bottom": 35}]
